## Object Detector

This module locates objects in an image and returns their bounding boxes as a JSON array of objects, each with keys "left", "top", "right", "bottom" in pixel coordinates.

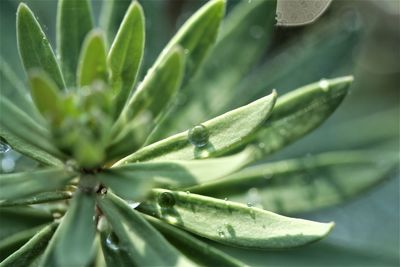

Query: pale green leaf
[
  {"left": 77, "top": 30, "right": 108, "bottom": 87},
  {"left": 57, "top": 0, "right": 93, "bottom": 87},
  {"left": 0, "top": 97, "right": 63, "bottom": 158},
  {"left": 0, "top": 191, "right": 72, "bottom": 207},
  {"left": 155, "top": 0, "right": 225, "bottom": 78},
  {"left": 17, "top": 3, "right": 65, "bottom": 90},
  {"left": 0, "top": 223, "right": 57, "bottom": 267},
  {"left": 40, "top": 190, "right": 96, "bottom": 267},
  {"left": 144, "top": 215, "right": 245, "bottom": 267},
  {"left": 139, "top": 189, "right": 334, "bottom": 249},
  {"left": 99, "top": 0, "right": 131, "bottom": 45},
  {"left": 190, "top": 151, "right": 398, "bottom": 214},
  {"left": 109, "top": 47, "right": 185, "bottom": 159},
  {"left": 113, "top": 147, "right": 256, "bottom": 189},
  {"left": 97, "top": 192, "right": 195, "bottom": 266},
  {"left": 0, "top": 127, "right": 62, "bottom": 166},
  {"left": 255, "top": 76, "right": 353, "bottom": 156},
  {"left": 0, "top": 168, "right": 75, "bottom": 200},
  {"left": 108, "top": 1, "right": 145, "bottom": 116},
  {"left": 149, "top": 0, "right": 277, "bottom": 143},
  {"left": 120, "top": 91, "right": 276, "bottom": 162}
]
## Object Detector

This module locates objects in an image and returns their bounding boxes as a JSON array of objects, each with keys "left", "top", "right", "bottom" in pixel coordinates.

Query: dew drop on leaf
[
  {"left": 0, "top": 141, "right": 10, "bottom": 153},
  {"left": 319, "top": 79, "right": 330, "bottom": 92},
  {"left": 106, "top": 233, "right": 120, "bottom": 251},
  {"left": 1, "top": 158, "right": 15, "bottom": 172},
  {"left": 158, "top": 192, "right": 176, "bottom": 208},
  {"left": 217, "top": 227, "right": 226, "bottom": 238},
  {"left": 188, "top": 124, "right": 209, "bottom": 148},
  {"left": 127, "top": 201, "right": 140, "bottom": 209}
]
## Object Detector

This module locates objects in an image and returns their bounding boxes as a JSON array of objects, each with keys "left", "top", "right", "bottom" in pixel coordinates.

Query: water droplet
[
  {"left": 217, "top": 228, "right": 226, "bottom": 238},
  {"left": 249, "top": 25, "right": 263, "bottom": 39},
  {"left": 1, "top": 158, "right": 15, "bottom": 172},
  {"left": 188, "top": 124, "right": 209, "bottom": 148},
  {"left": 0, "top": 141, "right": 10, "bottom": 153},
  {"left": 319, "top": 79, "right": 330, "bottom": 92},
  {"left": 127, "top": 201, "right": 140, "bottom": 209},
  {"left": 224, "top": 197, "right": 228, "bottom": 202},
  {"left": 106, "top": 233, "right": 119, "bottom": 251},
  {"left": 185, "top": 191, "right": 190, "bottom": 195},
  {"left": 158, "top": 192, "right": 176, "bottom": 208},
  {"left": 247, "top": 202, "right": 253, "bottom": 207},
  {"left": 258, "top": 142, "right": 265, "bottom": 149}
]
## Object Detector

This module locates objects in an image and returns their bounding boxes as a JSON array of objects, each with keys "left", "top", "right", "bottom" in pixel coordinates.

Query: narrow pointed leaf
[
  {"left": 139, "top": 189, "right": 334, "bottom": 249},
  {"left": 99, "top": 0, "right": 131, "bottom": 45},
  {"left": 0, "top": 57, "right": 43, "bottom": 123},
  {"left": 190, "top": 151, "right": 398, "bottom": 214},
  {"left": 109, "top": 47, "right": 185, "bottom": 158},
  {"left": 57, "top": 0, "right": 93, "bottom": 87},
  {"left": 28, "top": 70, "right": 62, "bottom": 121},
  {"left": 0, "top": 168, "right": 75, "bottom": 200},
  {"left": 77, "top": 30, "right": 108, "bottom": 87},
  {"left": 149, "top": 0, "right": 277, "bottom": 143},
  {"left": 0, "top": 127, "right": 62, "bottom": 166},
  {"left": 0, "top": 98, "right": 63, "bottom": 158},
  {"left": 108, "top": 1, "right": 145, "bottom": 115},
  {"left": 144, "top": 215, "right": 245, "bottom": 267},
  {"left": 17, "top": 3, "right": 65, "bottom": 90},
  {"left": 254, "top": 76, "right": 353, "bottom": 156},
  {"left": 0, "top": 224, "right": 50, "bottom": 263},
  {"left": 97, "top": 193, "right": 195, "bottom": 266},
  {"left": 120, "top": 91, "right": 276, "bottom": 162},
  {"left": 0, "top": 191, "right": 72, "bottom": 207},
  {"left": 113, "top": 147, "right": 256, "bottom": 189},
  {"left": 40, "top": 190, "right": 96, "bottom": 267},
  {"left": 155, "top": 0, "right": 225, "bottom": 77},
  {"left": 0, "top": 223, "right": 57, "bottom": 267}
]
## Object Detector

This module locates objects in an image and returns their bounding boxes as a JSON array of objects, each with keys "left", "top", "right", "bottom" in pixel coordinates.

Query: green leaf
[
  {"left": 99, "top": 0, "right": 131, "bottom": 45},
  {"left": 27, "top": 70, "right": 62, "bottom": 121},
  {"left": 139, "top": 189, "right": 334, "bottom": 249},
  {"left": 40, "top": 190, "right": 96, "bottom": 267},
  {"left": 149, "top": 0, "right": 278, "bottom": 143},
  {"left": 113, "top": 147, "right": 256, "bottom": 189},
  {"left": 109, "top": 47, "right": 185, "bottom": 158},
  {"left": 0, "top": 97, "right": 63, "bottom": 158},
  {"left": 17, "top": 3, "right": 65, "bottom": 90},
  {"left": 0, "top": 127, "right": 62, "bottom": 166},
  {"left": 57, "top": 0, "right": 93, "bottom": 87},
  {"left": 189, "top": 150, "right": 398, "bottom": 214},
  {"left": 0, "top": 207, "right": 53, "bottom": 241},
  {"left": 107, "top": 1, "right": 145, "bottom": 116},
  {"left": 155, "top": 0, "right": 225, "bottom": 78},
  {"left": 255, "top": 76, "right": 353, "bottom": 156},
  {"left": 0, "top": 57, "right": 43, "bottom": 123},
  {"left": 0, "top": 191, "right": 72, "bottom": 207},
  {"left": 0, "top": 223, "right": 57, "bottom": 267},
  {"left": 0, "top": 168, "right": 75, "bottom": 200},
  {"left": 77, "top": 30, "right": 108, "bottom": 87},
  {"left": 144, "top": 215, "right": 245, "bottom": 267},
  {"left": 119, "top": 91, "right": 276, "bottom": 162},
  {"left": 0, "top": 224, "right": 48, "bottom": 262},
  {"left": 97, "top": 192, "right": 195, "bottom": 266}
]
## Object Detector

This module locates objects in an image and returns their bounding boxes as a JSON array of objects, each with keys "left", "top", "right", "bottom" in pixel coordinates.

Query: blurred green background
[{"left": 1, "top": 0, "right": 399, "bottom": 266}]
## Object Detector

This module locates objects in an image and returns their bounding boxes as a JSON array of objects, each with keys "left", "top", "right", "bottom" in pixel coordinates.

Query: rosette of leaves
[{"left": 0, "top": 0, "right": 396, "bottom": 266}]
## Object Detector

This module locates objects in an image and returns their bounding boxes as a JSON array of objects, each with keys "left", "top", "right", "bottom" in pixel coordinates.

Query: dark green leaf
[
  {"left": 109, "top": 47, "right": 185, "bottom": 158},
  {"left": 0, "top": 168, "right": 75, "bottom": 200},
  {"left": 120, "top": 91, "right": 276, "bottom": 162},
  {"left": 108, "top": 1, "right": 145, "bottom": 116},
  {"left": 113, "top": 147, "right": 256, "bottom": 189},
  {"left": 17, "top": 3, "right": 65, "bottom": 90},
  {"left": 255, "top": 76, "right": 353, "bottom": 156},
  {"left": 77, "top": 30, "right": 108, "bottom": 87},
  {"left": 57, "top": 0, "right": 93, "bottom": 87},
  {"left": 144, "top": 215, "right": 245, "bottom": 267},
  {"left": 99, "top": 0, "right": 131, "bottom": 45},
  {"left": 190, "top": 150, "right": 398, "bottom": 214},
  {"left": 0, "top": 223, "right": 57, "bottom": 267},
  {"left": 97, "top": 192, "right": 195, "bottom": 266},
  {"left": 139, "top": 189, "right": 334, "bottom": 249},
  {"left": 0, "top": 97, "right": 63, "bottom": 158},
  {"left": 0, "top": 191, "right": 72, "bottom": 207},
  {"left": 40, "top": 190, "right": 96, "bottom": 267}
]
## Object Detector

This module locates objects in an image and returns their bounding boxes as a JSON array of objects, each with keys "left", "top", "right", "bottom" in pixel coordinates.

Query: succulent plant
[{"left": 0, "top": 0, "right": 396, "bottom": 266}]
